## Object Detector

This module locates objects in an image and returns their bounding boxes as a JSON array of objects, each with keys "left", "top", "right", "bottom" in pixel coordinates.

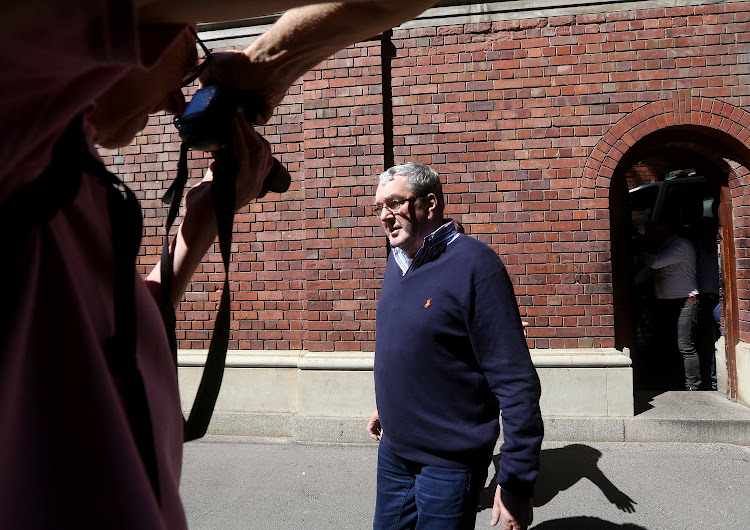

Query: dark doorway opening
[{"left": 610, "top": 126, "right": 750, "bottom": 398}]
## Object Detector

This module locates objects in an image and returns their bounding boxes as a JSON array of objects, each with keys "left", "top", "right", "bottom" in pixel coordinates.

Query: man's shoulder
[
  {"left": 450, "top": 235, "right": 506, "bottom": 273},
  {"left": 669, "top": 234, "right": 696, "bottom": 252},
  {"left": 453, "top": 233, "right": 502, "bottom": 257}
]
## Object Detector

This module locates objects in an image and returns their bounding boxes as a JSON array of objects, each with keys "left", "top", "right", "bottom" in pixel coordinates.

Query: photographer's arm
[
  {"left": 145, "top": 116, "right": 272, "bottom": 307},
  {"left": 139, "top": 1, "right": 438, "bottom": 122}
]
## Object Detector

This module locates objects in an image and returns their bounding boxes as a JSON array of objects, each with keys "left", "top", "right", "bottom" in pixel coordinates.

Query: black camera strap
[
  {"left": 160, "top": 141, "right": 236, "bottom": 442},
  {"left": 87, "top": 153, "right": 162, "bottom": 506},
  {"left": 163, "top": 82, "right": 291, "bottom": 441},
  {"left": 2, "top": 116, "right": 162, "bottom": 504}
]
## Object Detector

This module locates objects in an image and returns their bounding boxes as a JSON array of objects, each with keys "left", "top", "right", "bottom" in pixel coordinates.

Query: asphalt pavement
[{"left": 181, "top": 436, "right": 750, "bottom": 530}]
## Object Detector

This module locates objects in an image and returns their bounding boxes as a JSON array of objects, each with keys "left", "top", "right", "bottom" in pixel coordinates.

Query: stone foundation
[{"left": 178, "top": 348, "right": 633, "bottom": 442}]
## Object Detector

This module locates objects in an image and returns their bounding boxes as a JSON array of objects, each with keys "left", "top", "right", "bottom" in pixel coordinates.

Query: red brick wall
[
  {"left": 626, "top": 162, "right": 659, "bottom": 190},
  {"left": 100, "top": 2, "right": 750, "bottom": 351}
]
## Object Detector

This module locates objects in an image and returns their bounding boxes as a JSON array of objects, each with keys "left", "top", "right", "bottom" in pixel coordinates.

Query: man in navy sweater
[{"left": 367, "top": 162, "right": 543, "bottom": 530}]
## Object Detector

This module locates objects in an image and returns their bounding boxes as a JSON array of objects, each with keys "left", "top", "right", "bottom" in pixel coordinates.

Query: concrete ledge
[
  {"left": 178, "top": 350, "right": 303, "bottom": 368},
  {"left": 293, "top": 416, "right": 375, "bottom": 444},
  {"left": 298, "top": 352, "right": 374, "bottom": 371},
  {"left": 623, "top": 419, "right": 750, "bottom": 445},
  {"left": 203, "top": 401, "right": 750, "bottom": 445},
  {"left": 297, "top": 369, "right": 376, "bottom": 417},
  {"left": 533, "top": 349, "right": 633, "bottom": 416},
  {"left": 400, "top": 0, "right": 749, "bottom": 30},
  {"left": 198, "top": 0, "right": 749, "bottom": 46},
  {"left": 178, "top": 348, "right": 630, "bottom": 370},
  {"left": 735, "top": 342, "right": 750, "bottom": 407},
  {"left": 200, "top": 393, "right": 750, "bottom": 444},
  {"left": 541, "top": 417, "right": 626, "bottom": 442},
  {"left": 201, "top": 412, "right": 294, "bottom": 438},
  {"left": 178, "top": 348, "right": 636, "bottom": 426},
  {"left": 531, "top": 348, "right": 631, "bottom": 368}
]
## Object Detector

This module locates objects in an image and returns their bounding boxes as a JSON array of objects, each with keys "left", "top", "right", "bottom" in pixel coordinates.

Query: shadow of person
[
  {"left": 477, "top": 444, "right": 636, "bottom": 514},
  {"left": 532, "top": 517, "right": 648, "bottom": 529}
]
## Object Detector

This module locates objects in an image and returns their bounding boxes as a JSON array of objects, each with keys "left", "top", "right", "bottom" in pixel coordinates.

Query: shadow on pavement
[
  {"left": 478, "top": 444, "right": 637, "bottom": 514},
  {"left": 634, "top": 390, "right": 663, "bottom": 415},
  {"left": 532, "top": 517, "right": 649, "bottom": 529}
]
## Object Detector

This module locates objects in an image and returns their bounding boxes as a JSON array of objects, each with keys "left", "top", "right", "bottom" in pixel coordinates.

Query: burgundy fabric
[{"left": 1, "top": 2, "right": 187, "bottom": 527}]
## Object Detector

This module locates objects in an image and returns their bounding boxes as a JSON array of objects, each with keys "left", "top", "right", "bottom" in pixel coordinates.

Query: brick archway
[
  {"left": 594, "top": 93, "right": 750, "bottom": 398},
  {"left": 580, "top": 93, "right": 750, "bottom": 198}
]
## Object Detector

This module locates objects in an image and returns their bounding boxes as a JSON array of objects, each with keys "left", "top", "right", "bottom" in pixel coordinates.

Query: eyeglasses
[
  {"left": 371, "top": 196, "right": 426, "bottom": 216},
  {"left": 181, "top": 27, "right": 212, "bottom": 88}
]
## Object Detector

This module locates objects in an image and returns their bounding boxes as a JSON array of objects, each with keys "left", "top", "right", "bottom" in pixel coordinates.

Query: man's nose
[{"left": 163, "top": 90, "right": 187, "bottom": 116}]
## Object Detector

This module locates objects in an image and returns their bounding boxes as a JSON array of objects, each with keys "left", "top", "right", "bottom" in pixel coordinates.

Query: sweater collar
[{"left": 393, "top": 220, "right": 459, "bottom": 275}]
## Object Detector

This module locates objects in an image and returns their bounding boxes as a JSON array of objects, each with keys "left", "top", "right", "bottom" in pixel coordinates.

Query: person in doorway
[
  {"left": 1, "top": 1, "right": 437, "bottom": 526},
  {"left": 696, "top": 218, "right": 721, "bottom": 391},
  {"left": 366, "top": 162, "right": 543, "bottom": 530},
  {"left": 638, "top": 219, "right": 701, "bottom": 390}
]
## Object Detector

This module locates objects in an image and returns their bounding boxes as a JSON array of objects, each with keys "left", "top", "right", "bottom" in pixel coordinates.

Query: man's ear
[{"left": 425, "top": 193, "right": 439, "bottom": 219}]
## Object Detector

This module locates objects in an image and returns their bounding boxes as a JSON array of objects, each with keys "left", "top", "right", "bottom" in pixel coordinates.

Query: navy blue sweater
[{"left": 375, "top": 234, "right": 543, "bottom": 497}]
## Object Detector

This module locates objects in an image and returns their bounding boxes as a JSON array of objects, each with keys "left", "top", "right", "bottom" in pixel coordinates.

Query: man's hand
[
  {"left": 491, "top": 486, "right": 533, "bottom": 530},
  {"left": 367, "top": 408, "right": 382, "bottom": 441}
]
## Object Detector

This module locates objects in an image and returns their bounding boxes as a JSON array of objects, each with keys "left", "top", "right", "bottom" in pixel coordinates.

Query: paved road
[{"left": 181, "top": 437, "right": 750, "bottom": 529}]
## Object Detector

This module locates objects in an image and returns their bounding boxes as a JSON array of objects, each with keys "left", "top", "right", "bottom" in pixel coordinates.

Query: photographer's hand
[
  {"left": 145, "top": 116, "right": 272, "bottom": 307},
  {"left": 196, "top": 1, "right": 438, "bottom": 124},
  {"left": 228, "top": 114, "right": 275, "bottom": 209}
]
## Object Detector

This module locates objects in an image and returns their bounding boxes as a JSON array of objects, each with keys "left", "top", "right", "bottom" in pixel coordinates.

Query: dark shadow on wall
[
  {"left": 532, "top": 517, "right": 649, "bottom": 529},
  {"left": 478, "top": 444, "right": 637, "bottom": 514}
]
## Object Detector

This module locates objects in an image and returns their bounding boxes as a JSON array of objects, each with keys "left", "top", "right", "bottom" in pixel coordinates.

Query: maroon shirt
[{"left": 1, "top": 3, "right": 187, "bottom": 527}]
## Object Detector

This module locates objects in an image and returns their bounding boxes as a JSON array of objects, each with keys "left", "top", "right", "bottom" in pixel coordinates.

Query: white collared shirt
[{"left": 392, "top": 220, "right": 460, "bottom": 275}]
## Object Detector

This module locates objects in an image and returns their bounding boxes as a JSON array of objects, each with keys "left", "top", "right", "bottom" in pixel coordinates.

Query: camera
[{"left": 174, "top": 85, "right": 290, "bottom": 196}]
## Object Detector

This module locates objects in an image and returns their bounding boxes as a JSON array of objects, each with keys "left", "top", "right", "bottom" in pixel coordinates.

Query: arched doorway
[
  {"left": 581, "top": 94, "right": 750, "bottom": 402},
  {"left": 609, "top": 124, "right": 750, "bottom": 398}
]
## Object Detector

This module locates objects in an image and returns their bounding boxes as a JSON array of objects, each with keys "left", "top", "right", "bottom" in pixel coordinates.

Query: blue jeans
[{"left": 373, "top": 442, "right": 489, "bottom": 530}]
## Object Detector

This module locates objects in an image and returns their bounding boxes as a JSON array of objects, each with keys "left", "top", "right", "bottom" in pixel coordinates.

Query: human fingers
[
  {"left": 230, "top": 116, "right": 273, "bottom": 209},
  {"left": 199, "top": 50, "right": 250, "bottom": 89},
  {"left": 499, "top": 489, "right": 532, "bottom": 530},
  {"left": 200, "top": 50, "right": 280, "bottom": 125},
  {"left": 367, "top": 419, "right": 381, "bottom": 441},
  {"left": 367, "top": 409, "right": 382, "bottom": 440},
  {"left": 491, "top": 485, "right": 502, "bottom": 526}
]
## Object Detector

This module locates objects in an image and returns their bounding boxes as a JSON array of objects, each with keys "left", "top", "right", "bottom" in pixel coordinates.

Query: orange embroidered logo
[{"left": 424, "top": 299, "right": 431, "bottom": 308}]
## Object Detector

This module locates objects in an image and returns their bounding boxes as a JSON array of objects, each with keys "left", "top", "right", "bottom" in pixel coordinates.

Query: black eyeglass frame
[{"left": 181, "top": 27, "right": 212, "bottom": 88}]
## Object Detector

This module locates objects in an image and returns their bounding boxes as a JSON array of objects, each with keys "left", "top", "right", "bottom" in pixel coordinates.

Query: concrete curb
[
  {"left": 200, "top": 392, "right": 750, "bottom": 445},
  {"left": 202, "top": 411, "right": 750, "bottom": 445}
]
